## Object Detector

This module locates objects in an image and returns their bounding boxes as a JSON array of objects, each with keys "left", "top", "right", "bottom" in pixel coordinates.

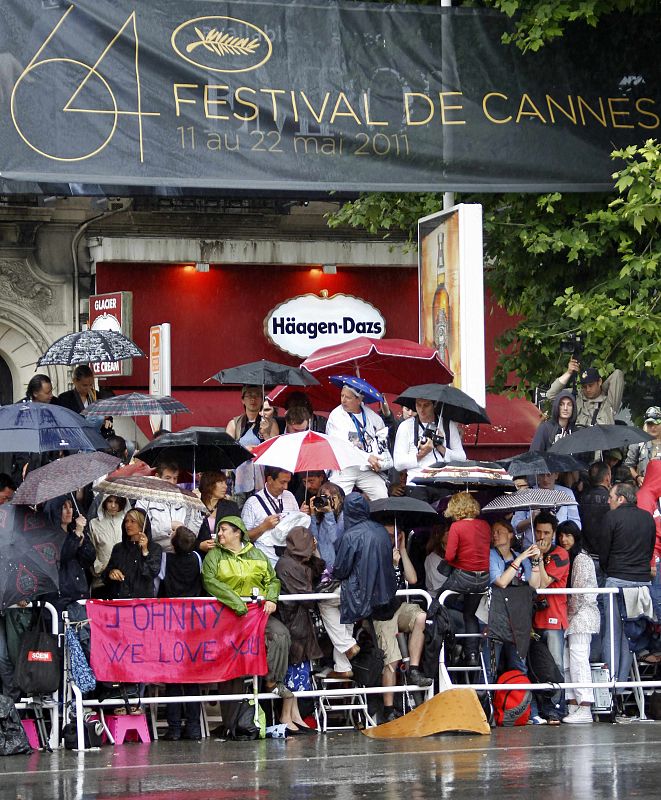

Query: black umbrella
[
  {"left": 503, "top": 451, "right": 586, "bottom": 478},
  {"left": 394, "top": 384, "right": 490, "bottom": 424},
  {"left": 12, "top": 452, "right": 120, "bottom": 506},
  {"left": 0, "top": 401, "right": 104, "bottom": 453},
  {"left": 0, "top": 504, "right": 66, "bottom": 611},
  {"left": 136, "top": 427, "right": 253, "bottom": 472},
  {"left": 369, "top": 496, "right": 440, "bottom": 532},
  {"left": 548, "top": 424, "right": 653, "bottom": 455},
  {"left": 208, "top": 359, "right": 319, "bottom": 388},
  {"left": 36, "top": 330, "right": 144, "bottom": 366}
]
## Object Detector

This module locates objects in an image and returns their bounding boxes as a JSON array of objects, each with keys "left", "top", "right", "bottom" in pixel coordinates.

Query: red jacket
[
  {"left": 445, "top": 518, "right": 491, "bottom": 572},
  {"left": 638, "top": 460, "right": 661, "bottom": 561}
]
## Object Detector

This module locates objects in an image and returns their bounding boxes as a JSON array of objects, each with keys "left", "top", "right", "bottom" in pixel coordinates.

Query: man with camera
[
  {"left": 393, "top": 396, "right": 466, "bottom": 502},
  {"left": 547, "top": 355, "right": 624, "bottom": 428}
]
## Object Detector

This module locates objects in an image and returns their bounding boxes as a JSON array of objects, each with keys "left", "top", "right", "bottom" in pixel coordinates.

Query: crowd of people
[{"left": 0, "top": 356, "right": 660, "bottom": 736}]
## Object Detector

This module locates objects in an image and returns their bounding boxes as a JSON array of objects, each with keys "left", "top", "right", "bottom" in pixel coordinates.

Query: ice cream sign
[{"left": 265, "top": 292, "right": 386, "bottom": 358}]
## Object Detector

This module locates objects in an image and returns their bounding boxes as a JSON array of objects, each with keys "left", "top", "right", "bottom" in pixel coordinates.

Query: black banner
[{"left": 0, "top": 0, "right": 658, "bottom": 192}]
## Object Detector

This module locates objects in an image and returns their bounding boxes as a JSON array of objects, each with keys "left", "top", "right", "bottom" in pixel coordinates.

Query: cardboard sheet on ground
[{"left": 362, "top": 689, "right": 490, "bottom": 739}]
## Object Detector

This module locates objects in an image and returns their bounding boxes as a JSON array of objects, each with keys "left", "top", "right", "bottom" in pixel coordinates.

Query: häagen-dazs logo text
[{"left": 171, "top": 16, "right": 273, "bottom": 74}]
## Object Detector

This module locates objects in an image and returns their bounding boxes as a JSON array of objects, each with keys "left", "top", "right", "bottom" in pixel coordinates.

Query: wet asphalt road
[{"left": 2, "top": 723, "right": 660, "bottom": 800}]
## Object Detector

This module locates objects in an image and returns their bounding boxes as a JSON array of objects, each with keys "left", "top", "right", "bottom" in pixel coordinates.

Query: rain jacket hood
[
  {"left": 530, "top": 390, "right": 577, "bottom": 453},
  {"left": 43, "top": 495, "right": 74, "bottom": 532},
  {"left": 550, "top": 390, "right": 578, "bottom": 428},
  {"left": 285, "top": 526, "right": 316, "bottom": 561},
  {"left": 333, "top": 492, "right": 397, "bottom": 624}
]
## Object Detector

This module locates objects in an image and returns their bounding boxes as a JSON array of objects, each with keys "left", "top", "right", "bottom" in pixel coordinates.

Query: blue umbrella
[
  {"left": 328, "top": 375, "right": 383, "bottom": 404},
  {"left": 0, "top": 401, "right": 102, "bottom": 453}
]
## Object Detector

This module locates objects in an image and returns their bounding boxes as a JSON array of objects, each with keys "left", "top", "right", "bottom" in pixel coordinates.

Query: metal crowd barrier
[
  {"left": 65, "top": 589, "right": 433, "bottom": 750},
  {"left": 438, "top": 586, "right": 661, "bottom": 698}
]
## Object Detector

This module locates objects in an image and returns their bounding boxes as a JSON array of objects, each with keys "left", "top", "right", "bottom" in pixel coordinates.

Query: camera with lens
[
  {"left": 560, "top": 332, "right": 585, "bottom": 358},
  {"left": 420, "top": 426, "right": 445, "bottom": 449},
  {"left": 312, "top": 494, "right": 332, "bottom": 511}
]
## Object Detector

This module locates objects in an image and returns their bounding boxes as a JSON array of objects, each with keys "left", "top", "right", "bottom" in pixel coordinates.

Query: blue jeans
[
  {"left": 602, "top": 577, "right": 651, "bottom": 691},
  {"left": 535, "top": 628, "right": 566, "bottom": 720}
]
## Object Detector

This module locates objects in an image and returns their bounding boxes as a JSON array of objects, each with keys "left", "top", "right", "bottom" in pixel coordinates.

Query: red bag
[{"left": 493, "top": 669, "right": 531, "bottom": 727}]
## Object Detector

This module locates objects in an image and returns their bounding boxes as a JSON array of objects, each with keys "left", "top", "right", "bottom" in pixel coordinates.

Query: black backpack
[
  {"left": 351, "top": 622, "right": 385, "bottom": 687},
  {"left": 527, "top": 636, "right": 564, "bottom": 689},
  {"left": 421, "top": 598, "right": 456, "bottom": 678}
]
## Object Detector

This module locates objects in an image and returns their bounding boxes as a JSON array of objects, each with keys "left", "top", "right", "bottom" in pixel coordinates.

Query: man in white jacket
[
  {"left": 394, "top": 397, "right": 466, "bottom": 501},
  {"left": 326, "top": 384, "right": 392, "bottom": 500}
]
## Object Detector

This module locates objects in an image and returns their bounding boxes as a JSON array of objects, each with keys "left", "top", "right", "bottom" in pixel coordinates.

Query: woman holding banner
[{"left": 202, "top": 516, "right": 293, "bottom": 701}]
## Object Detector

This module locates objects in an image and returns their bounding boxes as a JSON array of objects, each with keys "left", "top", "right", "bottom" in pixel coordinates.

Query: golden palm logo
[
  {"left": 172, "top": 16, "right": 273, "bottom": 74},
  {"left": 185, "top": 27, "right": 260, "bottom": 58}
]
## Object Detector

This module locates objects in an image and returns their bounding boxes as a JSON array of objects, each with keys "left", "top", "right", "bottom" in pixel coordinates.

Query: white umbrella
[{"left": 250, "top": 430, "right": 370, "bottom": 473}]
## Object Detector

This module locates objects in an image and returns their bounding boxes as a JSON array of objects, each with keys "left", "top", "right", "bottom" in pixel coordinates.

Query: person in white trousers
[
  {"left": 558, "top": 522, "right": 600, "bottom": 724},
  {"left": 326, "top": 384, "right": 392, "bottom": 500}
]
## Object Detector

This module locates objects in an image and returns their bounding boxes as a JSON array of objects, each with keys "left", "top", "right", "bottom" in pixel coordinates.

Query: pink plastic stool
[
  {"left": 105, "top": 713, "right": 151, "bottom": 745},
  {"left": 21, "top": 719, "right": 40, "bottom": 749}
]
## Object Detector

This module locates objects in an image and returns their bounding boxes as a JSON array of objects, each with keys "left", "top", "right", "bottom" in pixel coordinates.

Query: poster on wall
[
  {"left": 88, "top": 291, "right": 133, "bottom": 377},
  {"left": 418, "top": 204, "right": 485, "bottom": 407}
]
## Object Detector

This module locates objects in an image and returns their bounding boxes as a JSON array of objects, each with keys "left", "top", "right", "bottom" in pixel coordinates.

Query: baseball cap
[
  {"left": 644, "top": 406, "right": 661, "bottom": 424},
  {"left": 580, "top": 367, "right": 601, "bottom": 384}
]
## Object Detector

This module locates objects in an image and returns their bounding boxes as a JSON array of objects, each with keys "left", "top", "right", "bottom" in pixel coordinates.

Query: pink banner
[{"left": 88, "top": 599, "right": 268, "bottom": 683}]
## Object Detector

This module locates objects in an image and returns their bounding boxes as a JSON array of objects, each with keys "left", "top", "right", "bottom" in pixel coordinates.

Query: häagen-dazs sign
[{"left": 264, "top": 293, "right": 386, "bottom": 358}]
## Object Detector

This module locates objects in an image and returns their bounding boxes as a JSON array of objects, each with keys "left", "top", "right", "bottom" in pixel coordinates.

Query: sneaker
[
  {"left": 408, "top": 667, "right": 433, "bottom": 688},
  {"left": 271, "top": 682, "right": 294, "bottom": 699},
  {"left": 562, "top": 706, "right": 593, "bottom": 724},
  {"left": 380, "top": 707, "right": 403, "bottom": 724},
  {"left": 614, "top": 714, "right": 638, "bottom": 724},
  {"left": 528, "top": 715, "right": 547, "bottom": 725}
]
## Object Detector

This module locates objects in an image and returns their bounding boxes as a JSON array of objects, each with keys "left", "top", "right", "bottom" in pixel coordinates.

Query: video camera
[{"left": 560, "top": 332, "right": 585, "bottom": 358}]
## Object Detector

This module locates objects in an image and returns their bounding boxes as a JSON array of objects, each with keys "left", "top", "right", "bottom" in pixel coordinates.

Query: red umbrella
[
  {"left": 269, "top": 337, "right": 452, "bottom": 409},
  {"left": 251, "top": 430, "right": 370, "bottom": 472}
]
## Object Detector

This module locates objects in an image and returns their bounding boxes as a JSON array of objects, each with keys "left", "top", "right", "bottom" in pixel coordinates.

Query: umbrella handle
[{"left": 70, "top": 493, "right": 81, "bottom": 515}]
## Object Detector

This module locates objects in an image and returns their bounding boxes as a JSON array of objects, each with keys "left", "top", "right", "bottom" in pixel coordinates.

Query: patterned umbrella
[
  {"left": 209, "top": 359, "right": 319, "bottom": 387},
  {"left": 81, "top": 393, "right": 190, "bottom": 418},
  {"left": 0, "top": 401, "right": 104, "bottom": 453},
  {"left": 0, "top": 504, "right": 66, "bottom": 611},
  {"left": 12, "top": 452, "right": 120, "bottom": 506},
  {"left": 37, "top": 330, "right": 144, "bottom": 367},
  {"left": 328, "top": 375, "right": 383, "bottom": 404},
  {"left": 94, "top": 475, "right": 206, "bottom": 511},
  {"left": 411, "top": 460, "right": 515, "bottom": 489},
  {"left": 481, "top": 488, "right": 578, "bottom": 512},
  {"left": 251, "top": 430, "right": 370, "bottom": 472}
]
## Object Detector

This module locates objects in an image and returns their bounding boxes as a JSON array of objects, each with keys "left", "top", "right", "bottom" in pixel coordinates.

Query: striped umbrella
[
  {"left": 251, "top": 430, "right": 370, "bottom": 472},
  {"left": 94, "top": 475, "right": 206, "bottom": 511},
  {"left": 481, "top": 488, "right": 578, "bottom": 512},
  {"left": 82, "top": 393, "right": 190, "bottom": 418}
]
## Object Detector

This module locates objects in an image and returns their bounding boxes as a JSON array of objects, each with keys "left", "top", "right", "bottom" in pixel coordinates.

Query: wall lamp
[{"left": 195, "top": 261, "right": 210, "bottom": 272}]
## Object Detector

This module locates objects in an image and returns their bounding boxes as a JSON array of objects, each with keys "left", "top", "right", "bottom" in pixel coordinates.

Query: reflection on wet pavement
[{"left": 5, "top": 724, "right": 661, "bottom": 800}]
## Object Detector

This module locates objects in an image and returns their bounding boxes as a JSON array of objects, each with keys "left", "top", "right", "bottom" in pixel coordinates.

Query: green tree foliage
[
  {"left": 481, "top": 0, "right": 656, "bottom": 52},
  {"left": 327, "top": 141, "right": 661, "bottom": 398}
]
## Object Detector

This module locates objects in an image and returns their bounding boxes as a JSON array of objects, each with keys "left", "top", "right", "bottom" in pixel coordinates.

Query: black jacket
[
  {"left": 333, "top": 493, "right": 397, "bottom": 625},
  {"left": 53, "top": 390, "right": 89, "bottom": 414},
  {"left": 42, "top": 496, "right": 96, "bottom": 607},
  {"left": 159, "top": 552, "right": 203, "bottom": 598},
  {"left": 103, "top": 516, "right": 162, "bottom": 599},
  {"left": 598, "top": 504, "right": 656, "bottom": 581},
  {"left": 579, "top": 484, "right": 611, "bottom": 555},
  {"left": 530, "top": 390, "right": 577, "bottom": 453}
]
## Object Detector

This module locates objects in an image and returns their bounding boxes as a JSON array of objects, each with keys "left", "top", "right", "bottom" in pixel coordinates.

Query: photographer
[
  {"left": 393, "top": 397, "right": 465, "bottom": 502},
  {"left": 547, "top": 355, "right": 624, "bottom": 428},
  {"left": 305, "top": 482, "right": 345, "bottom": 570}
]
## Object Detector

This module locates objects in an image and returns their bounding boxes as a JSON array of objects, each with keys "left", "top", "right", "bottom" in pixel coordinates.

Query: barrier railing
[
  {"left": 438, "top": 586, "right": 661, "bottom": 696},
  {"left": 65, "top": 589, "right": 433, "bottom": 750}
]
